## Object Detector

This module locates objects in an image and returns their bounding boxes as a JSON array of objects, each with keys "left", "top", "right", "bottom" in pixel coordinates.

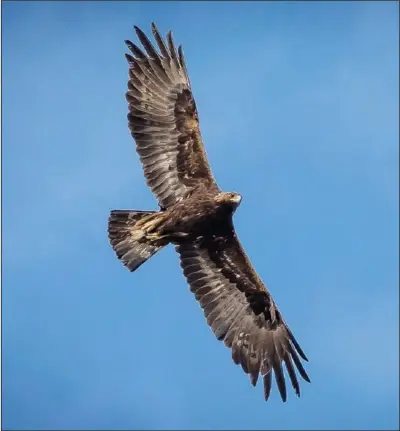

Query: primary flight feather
[{"left": 108, "top": 23, "right": 310, "bottom": 402}]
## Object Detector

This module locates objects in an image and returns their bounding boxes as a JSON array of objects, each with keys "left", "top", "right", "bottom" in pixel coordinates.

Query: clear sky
[{"left": 2, "top": 1, "right": 399, "bottom": 430}]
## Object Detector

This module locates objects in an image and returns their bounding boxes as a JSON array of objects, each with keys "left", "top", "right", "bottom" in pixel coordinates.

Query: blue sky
[{"left": 2, "top": 1, "right": 399, "bottom": 430}]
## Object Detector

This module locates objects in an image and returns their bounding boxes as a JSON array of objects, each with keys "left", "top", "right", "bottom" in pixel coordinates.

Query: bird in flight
[{"left": 108, "top": 23, "right": 310, "bottom": 402}]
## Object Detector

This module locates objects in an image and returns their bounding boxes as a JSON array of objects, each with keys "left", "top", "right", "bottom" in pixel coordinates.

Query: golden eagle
[{"left": 108, "top": 23, "right": 310, "bottom": 402}]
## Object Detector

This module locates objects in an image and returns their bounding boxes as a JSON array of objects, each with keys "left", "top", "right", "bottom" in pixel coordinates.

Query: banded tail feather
[{"left": 108, "top": 210, "right": 166, "bottom": 272}]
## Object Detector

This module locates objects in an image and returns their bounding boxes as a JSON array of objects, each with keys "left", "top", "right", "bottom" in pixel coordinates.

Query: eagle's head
[{"left": 215, "top": 192, "right": 242, "bottom": 212}]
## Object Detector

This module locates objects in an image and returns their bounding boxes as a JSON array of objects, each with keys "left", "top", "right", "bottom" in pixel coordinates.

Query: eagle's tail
[{"left": 108, "top": 210, "right": 167, "bottom": 272}]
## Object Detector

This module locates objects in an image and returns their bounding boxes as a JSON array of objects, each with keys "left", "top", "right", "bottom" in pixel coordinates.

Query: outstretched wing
[
  {"left": 177, "top": 226, "right": 310, "bottom": 402},
  {"left": 125, "top": 23, "right": 219, "bottom": 209}
]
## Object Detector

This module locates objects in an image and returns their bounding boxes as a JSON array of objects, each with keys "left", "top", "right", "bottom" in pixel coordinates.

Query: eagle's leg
[
  {"left": 137, "top": 212, "right": 173, "bottom": 242},
  {"left": 139, "top": 213, "right": 167, "bottom": 233},
  {"left": 147, "top": 227, "right": 190, "bottom": 243},
  {"left": 146, "top": 231, "right": 168, "bottom": 241},
  {"left": 139, "top": 212, "right": 193, "bottom": 243}
]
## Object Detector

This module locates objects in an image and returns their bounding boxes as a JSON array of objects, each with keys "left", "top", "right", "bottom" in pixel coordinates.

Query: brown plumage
[{"left": 108, "top": 23, "right": 310, "bottom": 402}]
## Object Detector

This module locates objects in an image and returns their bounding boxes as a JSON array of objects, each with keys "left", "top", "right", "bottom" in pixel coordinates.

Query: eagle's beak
[{"left": 231, "top": 194, "right": 242, "bottom": 205}]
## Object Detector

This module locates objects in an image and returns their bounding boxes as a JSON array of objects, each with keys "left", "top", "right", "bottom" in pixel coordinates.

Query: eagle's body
[
  {"left": 108, "top": 23, "right": 310, "bottom": 402},
  {"left": 149, "top": 190, "right": 241, "bottom": 241}
]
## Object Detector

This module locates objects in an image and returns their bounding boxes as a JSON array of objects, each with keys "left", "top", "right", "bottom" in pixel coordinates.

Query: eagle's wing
[
  {"left": 177, "top": 227, "right": 310, "bottom": 402},
  {"left": 125, "top": 23, "right": 219, "bottom": 209}
]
